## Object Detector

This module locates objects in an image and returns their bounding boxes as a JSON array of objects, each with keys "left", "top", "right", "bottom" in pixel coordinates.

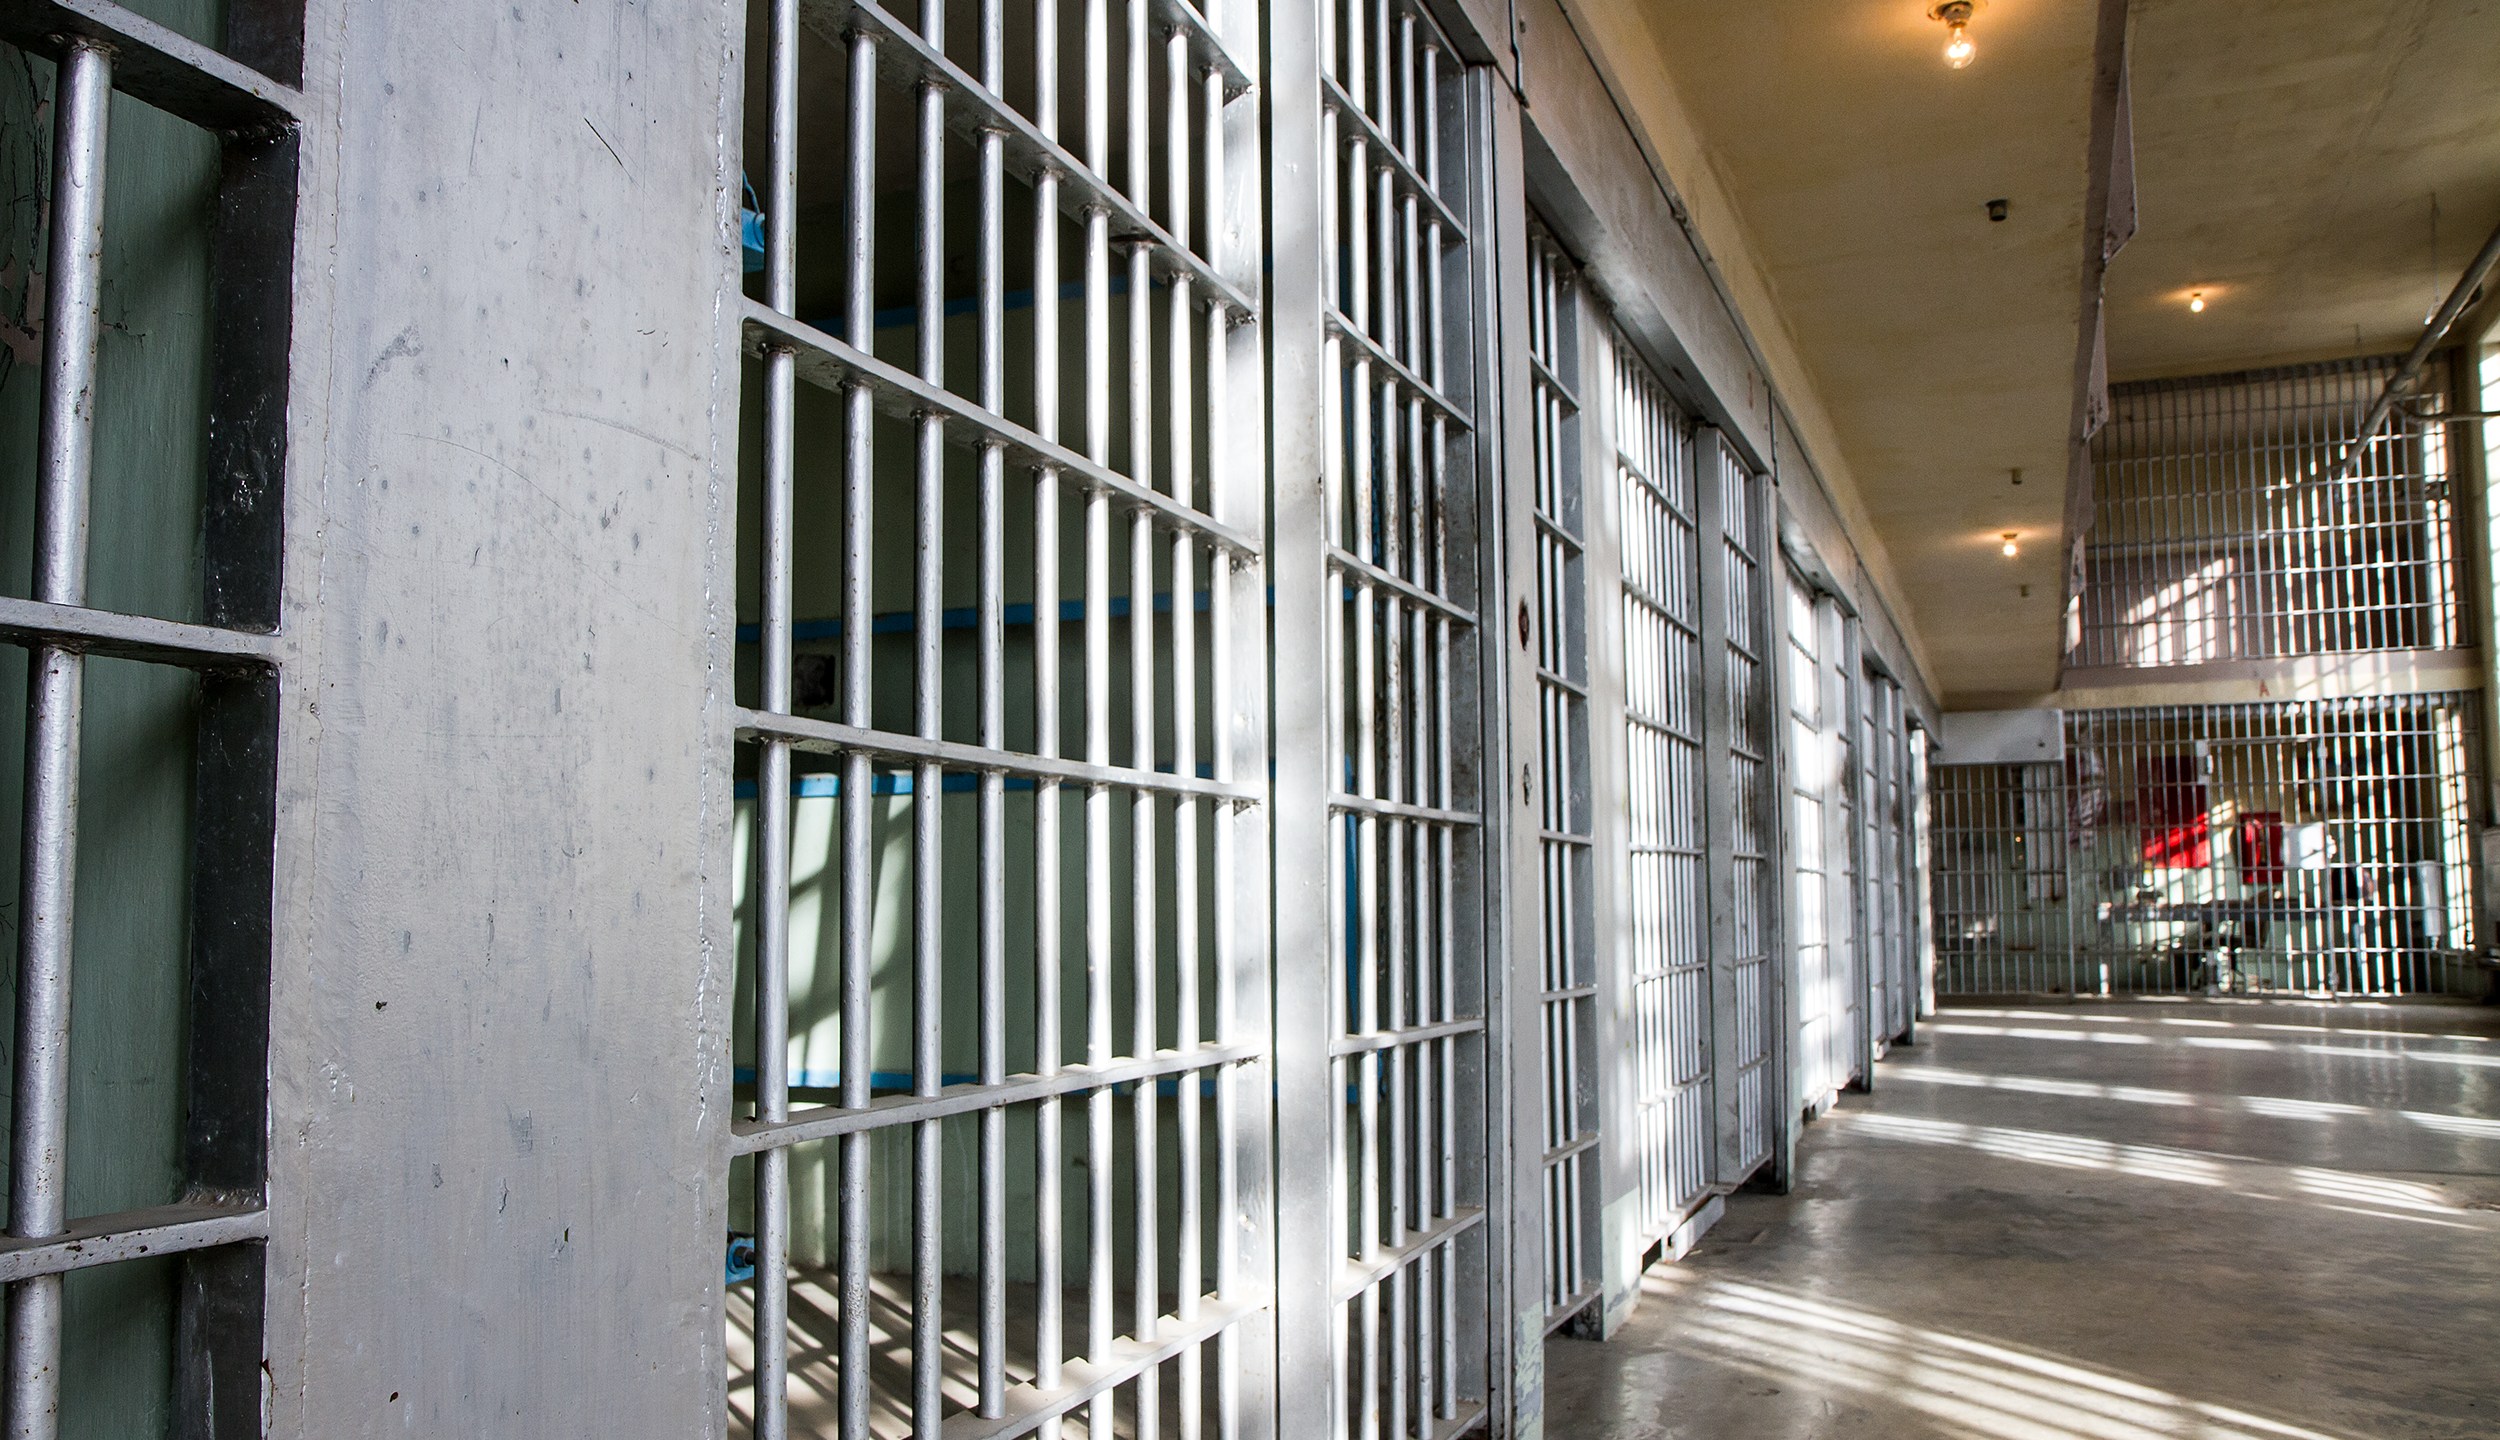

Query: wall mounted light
[
  {"left": 2189, "top": 291, "right": 2206, "bottom": 313},
  {"left": 2001, "top": 532, "right": 2019, "bottom": 558},
  {"left": 1932, "top": 1, "right": 1976, "bottom": 68}
]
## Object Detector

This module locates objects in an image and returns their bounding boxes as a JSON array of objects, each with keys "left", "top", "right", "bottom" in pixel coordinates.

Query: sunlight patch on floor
[{"left": 1641, "top": 1268, "right": 2355, "bottom": 1440}]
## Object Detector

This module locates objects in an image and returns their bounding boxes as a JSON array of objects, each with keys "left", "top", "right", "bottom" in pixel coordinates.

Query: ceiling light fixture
[
  {"left": 2000, "top": 532, "right": 2019, "bottom": 558},
  {"left": 1932, "top": 1, "right": 1976, "bottom": 69},
  {"left": 2189, "top": 291, "right": 2206, "bottom": 313}
]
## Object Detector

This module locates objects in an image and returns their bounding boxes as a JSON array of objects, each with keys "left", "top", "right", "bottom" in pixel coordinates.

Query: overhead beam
[{"left": 2329, "top": 215, "right": 2500, "bottom": 482}]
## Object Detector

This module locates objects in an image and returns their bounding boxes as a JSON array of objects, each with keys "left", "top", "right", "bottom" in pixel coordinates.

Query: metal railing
[{"left": 2076, "top": 357, "right": 2463, "bottom": 669}]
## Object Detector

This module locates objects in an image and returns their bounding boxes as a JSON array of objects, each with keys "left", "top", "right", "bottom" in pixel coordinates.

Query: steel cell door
[
  {"left": 1523, "top": 225, "right": 1601, "bottom": 1334},
  {"left": 1711, "top": 442, "right": 1781, "bottom": 1180},
  {"left": 1272, "top": 0, "right": 1508, "bottom": 1432},
  {"left": 1783, "top": 567, "right": 1835, "bottom": 1109},
  {"left": 1824, "top": 602, "right": 1865, "bottom": 1090},
  {"left": 1610, "top": 329, "right": 1715, "bottom": 1240},
  {"left": 731, "top": 0, "right": 1277, "bottom": 1431}
]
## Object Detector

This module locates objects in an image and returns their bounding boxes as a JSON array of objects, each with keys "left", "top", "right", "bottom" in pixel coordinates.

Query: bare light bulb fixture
[
  {"left": 2189, "top": 291, "right": 2206, "bottom": 313},
  {"left": 1933, "top": 1, "right": 1976, "bottom": 68},
  {"left": 2000, "top": 532, "right": 2019, "bottom": 558}
]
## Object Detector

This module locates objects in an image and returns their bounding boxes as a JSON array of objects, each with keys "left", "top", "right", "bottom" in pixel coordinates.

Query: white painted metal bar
[
  {"left": 836, "top": 32, "right": 880, "bottom": 1439},
  {"left": 734, "top": 1044, "right": 1262, "bottom": 1152},
  {"left": 737, "top": 712, "right": 1257, "bottom": 803},
  {"left": 747, "top": 4, "right": 801, "bottom": 1435},
  {"left": 0, "top": 1203, "right": 270, "bottom": 1286},
  {"left": 977, "top": 0, "right": 1011, "bottom": 1414},
  {"left": 909, "top": 6, "right": 952, "bottom": 1421},
  {"left": 0, "top": 596, "right": 284, "bottom": 670}
]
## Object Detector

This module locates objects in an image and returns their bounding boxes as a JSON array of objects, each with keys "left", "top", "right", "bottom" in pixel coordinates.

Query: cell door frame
[
  {"left": 1268, "top": 0, "right": 1523, "bottom": 1433},
  {"left": 1822, "top": 598, "right": 1868, "bottom": 1096},
  {"left": 0, "top": 7, "right": 309, "bottom": 1436},
  {"left": 1499, "top": 205, "right": 1611, "bottom": 1346}
]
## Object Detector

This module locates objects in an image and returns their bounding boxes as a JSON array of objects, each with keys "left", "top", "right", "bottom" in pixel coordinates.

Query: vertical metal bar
[
  {"left": 746, "top": 9, "right": 798, "bottom": 1437},
  {"left": 911, "top": 0, "right": 949, "bottom": 1418},
  {"left": 1122, "top": 32, "right": 1161, "bottom": 1437},
  {"left": 1128, "top": 257, "right": 1162, "bottom": 1440},
  {"left": 1383, "top": 20, "right": 1418, "bottom": 1425},
  {"left": 977, "top": 0, "right": 1010, "bottom": 1412},
  {"left": 837, "top": 30, "right": 879, "bottom": 1440},
  {"left": 1030, "top": 2, "right": 1067, "bottom": 1429},
  {"left": 1081, "top": 0, "right": 1114, "bottom": 1419},
  {"left": 1316, "top": 18, "right": 1352, "bottom": 1425},
  {"left": 7, "top": 40, "right": 110, "bottom": 1440},
  {"left": 1198, "top": 40, "right": 1248, "bottom": 1437},
  {"left": 1344, "top": 3, "right": 1383, "bottom": 1425},
  {"left": 1166, "top": 31, "right": 1206, "bottom": 1435}
]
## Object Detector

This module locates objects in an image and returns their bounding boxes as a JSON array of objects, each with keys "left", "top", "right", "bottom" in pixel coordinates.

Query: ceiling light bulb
[
  {"left": 2188, "top": 292, "right": 2206, "bottom": 313},
  {"left": 2001, "top": 532, "right": 2019, "bottom": 558},
  {"left": 1934, "top": 1, "right": 1977, "bottom": 67}
]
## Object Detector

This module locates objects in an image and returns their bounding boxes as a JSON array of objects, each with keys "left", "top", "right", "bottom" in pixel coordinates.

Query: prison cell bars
[
  {"left": 2062, "top": 697, "right": 2482, "bottom": 1000},
  {"left": 1855, "top": 674, "right": 1890, "bottom": 1057},
  {"left": 1522, "top": 228, "right": 1597, "bottom": 1335},
  {"left": 1608, "top": 332, "right": 1714, "bottom": 1245},
  {"left": 733, "top": 0, "right": 1267, "bottom": 1430},
  {"left": 1907, "top": 734, "right": 1935, "bottom": 1018},
  {"left": 2078, "top": 357, "right": 2464, "bottom": 670},
  {"left": 1781, "top": 569, "right": 1838, "bottom": 1113},
  {"left": 1930, "top": 696, "right": 2484, "bottom": 1001},
  {"left": 1926, "top": 763, "right": 2069, "bottom": 998},
  {"left": 1702, "top": 436, "right": 1781, "bottom": 1183},
  {"left": 1310, "top": 0, "right": 1500, "bottom": 1430},
  {"left": 1821, "top": 603, "right": 1865, "bottom": 1093},
  {"left": 1865, "top": 677, "right": 1913, "bottom": 1047},
  {"left": 0, "top": 6, "right": 304, "bottom": 1438},
  {"left": 1302, "top": 0, "right": 1498, "bottom": 1430}
]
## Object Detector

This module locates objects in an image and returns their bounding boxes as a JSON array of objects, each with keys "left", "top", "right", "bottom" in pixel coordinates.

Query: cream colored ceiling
[
  {"left": 2106, "top": 0, "right": 2500, "bottom": 381},
  {"left": 1623, "top": 0, "right": 2500, "bottom": 706}
]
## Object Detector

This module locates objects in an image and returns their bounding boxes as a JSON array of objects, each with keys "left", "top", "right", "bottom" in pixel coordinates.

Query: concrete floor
[{"left": 1545, "top": 998, "right": 2500, "bottom": 1440}]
